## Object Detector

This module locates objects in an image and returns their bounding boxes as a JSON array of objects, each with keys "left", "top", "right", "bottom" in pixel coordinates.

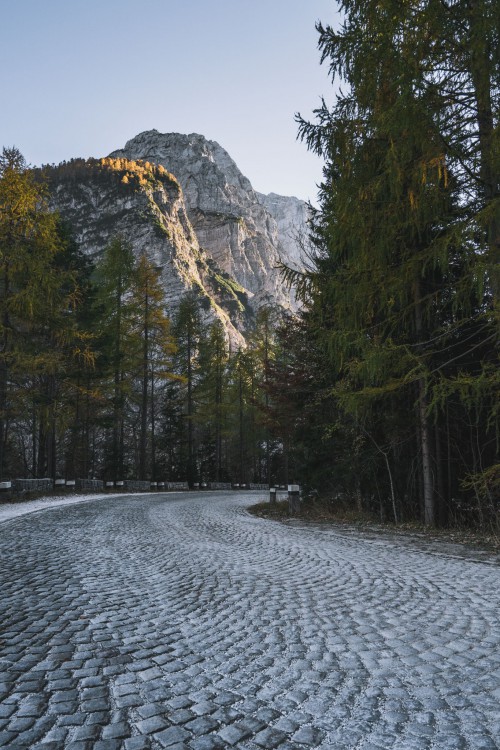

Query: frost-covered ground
[
  {"left": 1, "top": 491, "right": 499, "bottom": 749},
  {"left": 0, "top": 492, "right": 111, "bottom": 524}
]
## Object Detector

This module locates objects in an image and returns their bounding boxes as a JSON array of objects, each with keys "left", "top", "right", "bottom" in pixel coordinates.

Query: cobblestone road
[{"left": 1, "top": 491, "right": 499, "bottom": 750}]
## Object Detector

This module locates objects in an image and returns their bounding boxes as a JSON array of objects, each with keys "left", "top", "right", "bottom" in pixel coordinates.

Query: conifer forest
[{"left": 0, "top": 0, "right": 498, "bottom": 530}]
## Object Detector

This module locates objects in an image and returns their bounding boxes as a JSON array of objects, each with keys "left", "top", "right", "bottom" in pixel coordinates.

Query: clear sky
[{"left": 0, "top": 0, "right": 339, "bottom": 204}]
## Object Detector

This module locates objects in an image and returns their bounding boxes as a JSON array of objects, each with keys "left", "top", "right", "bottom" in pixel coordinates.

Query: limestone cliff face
[
  {"left": 109, "top": 131, "right": 309, "bottom": 308},
  {"left": 45, "top": 133, "right": 310, "bottom": 344},
  {"left": 257, "top": 192, "right": 311, "bottom": 271},
  {"left": 46, "top": 158, "right": 250, "bottom": 346}
]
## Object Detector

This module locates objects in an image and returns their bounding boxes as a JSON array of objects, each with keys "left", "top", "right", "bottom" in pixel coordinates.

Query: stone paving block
[
  {"left": 13, "top": 718, "right": 56, "bottom": 748},
  {"left": 94, "top": 740, "right": 122, "bottom": 750},
  {"left": 65, "top": 742, "right": 93, "bottom": 750},
  {"left": 7, "top": 715, "right": 36, "bottom": 732},
  {"left": 58, "top": 713, "right": 88, "bottom": 726},
  {"left": 189, "top": 736, "right": 226, "bottom": 750},
  {"left": 116, "top": 693, "right": 143, "bottom": 708},
  {"left": 210, "top": 705, "right": 243, "bottom": 723},
  {"left": 124, "top": 737, "right": 151, "bottom": 750},
  {"left": 212, "top": 691, "right": 239, "bottom": 707},
  {"left": 239, "top": 716, "right": 268, "bottom": 735},
  {"left": 135, "top": 702, "right": 165, "bottom": 719},
  {"left": 254, "top": 707, "right": 281, "bottom": 723},
  {"left": 114, "top": 673, "right": 137, "bottom": 686},
  {"left": 253, "top": 726, "right": 289, "bottom": 748},
  {"left": 0, "top": 730, "right": 17, "bottom": 747},
  {"left": 142, "top": 686, "right": 171, "bottom": 702},
  {"left": 101, "top": 720, "right": 131, "bottom": 739},
  {"left": 190, "top": 701, "right": 217, "bottom": 716},
  {"left": 217, "top": 722, "right": 253, "bottom": 744},
  {"left": 73, "top": 724, "right": 102, "bottom": 741},
  {"left": 273, "top": 716, "right": 300, "bottom": 733},
  {"left": 139, "top": 667, "right": 164, "bottom": 681},
  {"left": 184, "top": 715, "right": 219, "bottom": 735},
  {"left": 82, "top": 686, "right": 108, "bottom": 700},
  {"left": 136, "top": 715, "right": 169, "bottom": 734},
  {"left": 50, "top": 678, "right": 78, "bottom": 690},
  {"left": 0, "top": 704, "right": 16, "bottom": 719},
  {"left": 16, "top": 679, "right": 47, "bottom": 694},
  {"left": 155, "top": 725, "right": 190, "bottom": 747},
  {"left": 167, "top": 696, "right": 194, "bottom": 710},
  {"left": 168, "top": 708, "right": 196, "bottom": 725},
  {"left": 51, "top": 689, "right": 80, "bottom": 704},
  {"left": 81, "top": 698, "right": 110, "bottom": 712},
  {"left": 86, "top": 710, "right": 110, "bottom": 725},
  {"left": 291, "top": 725, "right": 325, "bottom": 745},
  {"left": 49, "top": 699, "right": 79, "bottom": 715},
  {"left": 115, "top": 682, "right": 138, "bottom": 697}
]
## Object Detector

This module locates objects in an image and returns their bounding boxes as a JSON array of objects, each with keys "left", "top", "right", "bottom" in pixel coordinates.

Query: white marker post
[{"left": 288, "top": 484, "right": 300, "bottom": 515}]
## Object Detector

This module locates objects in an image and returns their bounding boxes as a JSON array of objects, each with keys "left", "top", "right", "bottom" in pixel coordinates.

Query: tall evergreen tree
[
  {"left": 173, "top": 292, "right": 203, "bottom": 486},
  {"left": 195, "top": 320, "right": 229, "bottom": 481},
  {"left": 0, "top": 148, "right": 79, "bottom": 478},
  {"left": 131, "top": 252, "right": 176, "bottom": 480},
  {"left": 291, "top": 0, "right": 498, "bottom": 525},
  {"left": 92, "top": 236, "right": 138, "bottom": 480}
]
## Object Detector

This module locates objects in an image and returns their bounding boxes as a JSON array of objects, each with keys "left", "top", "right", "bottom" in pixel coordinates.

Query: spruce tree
[{"left": 293, "top": 0, "right": 498, "bottom": 525}]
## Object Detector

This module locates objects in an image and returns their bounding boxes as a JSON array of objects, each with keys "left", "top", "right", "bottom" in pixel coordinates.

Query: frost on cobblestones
[{"left": 0, "top": 491, "right": 499, "bottom": 749}]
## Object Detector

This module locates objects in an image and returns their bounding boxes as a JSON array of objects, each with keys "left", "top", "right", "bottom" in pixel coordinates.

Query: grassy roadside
[{"left": 247, "top": 498, "right": 500, "bottom": 557}]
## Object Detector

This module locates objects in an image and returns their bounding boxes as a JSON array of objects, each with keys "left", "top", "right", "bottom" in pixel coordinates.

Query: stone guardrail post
[
  {"left": 269, "top": 487, "right": 276, "bottom": 507},
  {"left": 288, "top": 484, "right": 300, "bottom": 514}
]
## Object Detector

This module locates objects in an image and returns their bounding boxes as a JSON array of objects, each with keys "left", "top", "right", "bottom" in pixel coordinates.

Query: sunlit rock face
[
  {"left": 45, "top": 132, "right": 310, "bottom": 344},
  {"left": 45, "top": 159, "right": 248, "bottom": 346},
  {"left": 110, "top": 131, "right": 310, "bottom": 309}
]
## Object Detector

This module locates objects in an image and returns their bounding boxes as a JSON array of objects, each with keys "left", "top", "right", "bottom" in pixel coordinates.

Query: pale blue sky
[{"left": 0, "top": 0, "right": 339, "bottom": 203}]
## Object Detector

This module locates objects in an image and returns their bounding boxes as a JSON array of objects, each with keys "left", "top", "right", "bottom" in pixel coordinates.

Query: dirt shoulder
[{"left": 247, "top": 498, "right": 500, "bottom": 565}]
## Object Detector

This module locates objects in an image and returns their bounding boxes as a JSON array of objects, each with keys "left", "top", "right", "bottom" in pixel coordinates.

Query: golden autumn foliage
[{"left": 45, "top": 157, "right": 178, "bottom": 193}]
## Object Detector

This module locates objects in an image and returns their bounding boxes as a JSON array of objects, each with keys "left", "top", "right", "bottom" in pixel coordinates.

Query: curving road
[{"left": 0, "top": 491, "right": 499, "bottom": 750}]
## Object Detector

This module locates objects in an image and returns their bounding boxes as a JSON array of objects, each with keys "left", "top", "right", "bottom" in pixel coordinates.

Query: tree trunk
[
  {"left": 186, "top": 326, "right": 195, "bottom": 486},
  {"left": 139, "top": 291, "right": 149, "bottom": 480},
  {"left": 414, "top": 282, "right": 435, "bottom": 526},
  {"left": 468, "top": 1, "right": 499, "bottom": 304},
  {"left": 150, "top": 367, "right": 156, "bottom": 482},
  {"left": 418, "top": 379, "right": 435, "bottom": 526},
  {"left": 0, "top": 359, "right": 7, "bottom": 479}
]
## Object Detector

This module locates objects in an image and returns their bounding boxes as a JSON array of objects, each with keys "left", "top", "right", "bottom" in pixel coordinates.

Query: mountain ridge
[{"left": 46, "top": 131, "right": 309, "bottom": 342}]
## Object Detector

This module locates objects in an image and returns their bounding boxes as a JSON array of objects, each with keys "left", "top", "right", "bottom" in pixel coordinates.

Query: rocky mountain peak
[
  {"left": 46, "top": 132, "right": 310, "bottom": 346},
  {"left": 110, "top": 130, "right": 309, "bottom": 307},
  {"left": 114, "top": 131, "right": 255, "bottom": 218}
]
